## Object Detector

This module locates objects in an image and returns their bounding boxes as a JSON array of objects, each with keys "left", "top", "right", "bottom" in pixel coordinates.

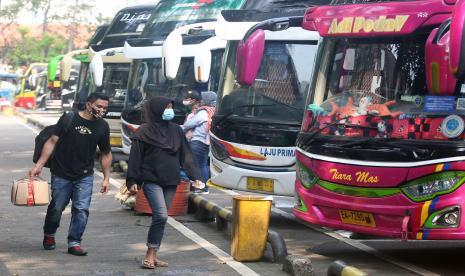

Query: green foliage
[{"left": 6, "top": 30, "right": 67, "bottom": 67}]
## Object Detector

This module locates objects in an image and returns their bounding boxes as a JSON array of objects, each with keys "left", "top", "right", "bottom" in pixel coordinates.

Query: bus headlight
[
  {"left": 401, "top": 172, "right": 465, "bottom": 202},
  {"left": 297, "top": 161, "right": 318, "bottom": 189},
  {"left": 210, "top": 140, "right": 229, "bottom": 161}
]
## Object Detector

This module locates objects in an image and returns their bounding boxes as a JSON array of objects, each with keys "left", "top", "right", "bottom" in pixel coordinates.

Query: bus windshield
[
  {"left": 89, "top": 63, "right": 129, "bottom": 109},
  {"left": 216, "top": 41, "right": 317, "bottom": 124},
  {"left": 300, "top": 32, "right": 465, "bottom": 160},
  {"left": 143, "top": 0, "right": 246, "bottom": 41},
  {"left": 124, "top": 50, "right": 223, "bottom": 124}
]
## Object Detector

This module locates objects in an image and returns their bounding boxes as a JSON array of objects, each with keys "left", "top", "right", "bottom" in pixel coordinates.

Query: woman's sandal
[
  {"left": 141, "top": 259, "right": 155, "bottom": 269},
  {"left": 155, "top": 259, "right": 169, "bottom": 267}
]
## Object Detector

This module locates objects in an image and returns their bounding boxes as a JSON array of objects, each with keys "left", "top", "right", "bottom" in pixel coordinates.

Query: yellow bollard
[{"left": 231, "top": 195, "right": 272, "bottom": 261}]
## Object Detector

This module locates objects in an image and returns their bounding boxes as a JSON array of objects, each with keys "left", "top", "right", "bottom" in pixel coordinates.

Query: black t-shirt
[{"left": 51, "top": 112, "right": 111, "bottom": 180}]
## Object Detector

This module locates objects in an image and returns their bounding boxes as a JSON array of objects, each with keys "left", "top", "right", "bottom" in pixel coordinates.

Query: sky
[{"left": 3, "top": 0, "right": 156, "bottom": 24}]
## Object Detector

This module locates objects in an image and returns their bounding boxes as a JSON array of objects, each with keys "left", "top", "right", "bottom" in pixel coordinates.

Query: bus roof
[
  {"left": 87, "top": 24, "right": 109, "bottom": 48},
  {"left": 141, "top": 0, "right": 246, "bottom": 41},
  {"left": 92, "top": 4, "right": 156, "bottom": 50},
  {"left": 303, "top": 0, "right": 453, "bottom": 37},
  {"left": 0, "top": 73, "right": 19, "bottom": 79},
  {"left": 242, "top": 0, "right": 330, "bottom": 11}
]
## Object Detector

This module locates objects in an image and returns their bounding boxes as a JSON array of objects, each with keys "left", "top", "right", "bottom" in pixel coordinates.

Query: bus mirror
[
  {"left": 194, "top": 48, "right": 211, "bottom": 83},
  {"left": 425, "top": 21, "right": 456, "bottom": 95},
  {"left": 302, "top": 7, "right": 318, "bottom": 31},
  {"left": 28, "top": 75, "right": 37, "bottom": 90},
  {"left": 90, "top": 53, "right": 104, "bottom": 87},
  {"left": 450, "top": 0, "right": 465, "bottom": 78},
  {"left": 236, "top": 29, "right": 265, "bottom": 86},
  {"left": 163, "top": 32, "right": 183, "bottom": 80},
  {"left": 60, "top": 55, "right": 73, "bottom": 82}
]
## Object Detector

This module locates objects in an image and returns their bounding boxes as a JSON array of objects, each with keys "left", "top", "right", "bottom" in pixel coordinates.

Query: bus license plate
[
  {"left": 339, "top": 209, "right": 376, "bottom": 228},
  {"left": 246, "top": 177, "right": 274, "bottom": 192},
  {"left": 110, "top": 136, "right": 122, "bottom": 147}
]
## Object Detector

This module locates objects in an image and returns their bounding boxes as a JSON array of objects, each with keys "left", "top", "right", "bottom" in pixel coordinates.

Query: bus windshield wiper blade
[
  {"left": 213, "top": 104, "right": 277, "bottom": 127},
  {"left": 340, "top": 138, "right": 430, "bottom": 159},
  {"left": 307, "top": 117, "right": 383, "bottom": 142}
]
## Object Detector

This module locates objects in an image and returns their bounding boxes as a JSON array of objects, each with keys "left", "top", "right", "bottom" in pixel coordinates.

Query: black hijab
[{"left": 131, "top": 96, "right": 181, "bottom": 152}]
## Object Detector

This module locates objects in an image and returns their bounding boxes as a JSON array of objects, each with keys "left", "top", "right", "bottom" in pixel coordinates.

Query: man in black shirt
[{"left": 29, "top": 93, "right": 112, "bottom": 256}]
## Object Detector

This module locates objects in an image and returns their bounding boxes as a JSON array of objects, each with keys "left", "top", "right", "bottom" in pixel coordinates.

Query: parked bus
[
  {"left": 37, "top": 55, "right": 80, "bottom": 110},
  {"left": 89, "top": 47, "right": 132, "bottom": 150},
  {"left": 60, "top": 49, "right": 89, "bottom": 110},
  {"left": 0, "top": 73, "right": 19, "bottom": 108},
  {"left": 238, "top": 0, "right": 465, "bottom": 239},
  {"left": 15, "top": 63, "right": 47, "bottom": 109},
  {"left": 121, "top": 0, "right": 246, "bottom": 155},
  {"left": 81, "top": 5, "right": 156, "bottom": 154},
  {"left": 66, "top": 24, "right": 109, "bottom": 111},
  {"left": 209, "top": 1, "right": 329, "bottom": 202}
]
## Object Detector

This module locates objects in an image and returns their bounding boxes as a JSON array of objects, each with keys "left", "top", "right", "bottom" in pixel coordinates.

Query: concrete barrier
[
  {"left": 282, "top": 255, "right": 314, "bottom": 276},
  {"left": 327, "top": 260, "right": 367, "bottom": 276}
]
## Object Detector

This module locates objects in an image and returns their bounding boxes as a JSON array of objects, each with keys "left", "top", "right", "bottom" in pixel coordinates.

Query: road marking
[
  {"left": 94, "top": 171, "right": 122, "bottom": 189},
  {"left": 13, "top": 116, "right": 40, "bottom": 135},
  {"left": 213, "top": 186, "right": 439, "bottom": 276},
  {"left": 167, "top": 217, "right": 259, "bottom": 276},
  {"left": 107, "top": 177, "right": 259, "bottom": 276}
]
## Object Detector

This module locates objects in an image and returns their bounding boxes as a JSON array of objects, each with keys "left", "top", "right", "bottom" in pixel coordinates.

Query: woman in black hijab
[{"left": 126, "top": 96, "right": 202, "bottom": 269}]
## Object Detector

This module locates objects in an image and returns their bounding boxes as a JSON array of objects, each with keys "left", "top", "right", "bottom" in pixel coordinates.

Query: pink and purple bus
[{"left": 236, "top": 0, "right": 465, "bottom": 240}]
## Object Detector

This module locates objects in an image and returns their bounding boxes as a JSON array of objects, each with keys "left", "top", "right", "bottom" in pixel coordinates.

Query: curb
[{"left": 327, "top": 260, "right": 367, "bottom": 276}]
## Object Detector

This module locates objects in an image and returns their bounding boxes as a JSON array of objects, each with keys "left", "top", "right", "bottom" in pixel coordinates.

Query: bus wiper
[
  {"left": 213, "top": 104, "right": 277, "bottom": 127},
  {"left": 340, "top": 138, "right": 430, "bottom": 159},
  {"left": 306, "top": 116, "right": 376, "bottom": 140},
  {"left": 260, "top": 93, "right": 304, "bottom": 111}
]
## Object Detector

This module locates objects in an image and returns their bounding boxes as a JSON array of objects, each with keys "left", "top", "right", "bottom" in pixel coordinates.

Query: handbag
[{"left": 11, "top": 177, "right": 50, "bottom": 206}]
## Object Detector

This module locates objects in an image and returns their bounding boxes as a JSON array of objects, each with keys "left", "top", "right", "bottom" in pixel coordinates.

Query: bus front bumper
[
  {"left": 294, "top": 180, "right": 465, "bottom": 240},
  {"left": 209, "top": 157, "right": 295, "bottom": 196}
]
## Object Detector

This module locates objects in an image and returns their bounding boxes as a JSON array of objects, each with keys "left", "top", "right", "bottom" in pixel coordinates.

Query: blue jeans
[
  {"left": 143, "top": 183, "right": 177, "bottom": 250},
  {"left": 190, "top": 140, "right": 210, "bottom": 183},
  {"left": 43, "top": 175, "right": 94, "bottom": 247}
]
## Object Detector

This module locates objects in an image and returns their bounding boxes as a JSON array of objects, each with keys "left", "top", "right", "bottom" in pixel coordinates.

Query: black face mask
[{"left": 88, "top": 105, "right": 104, "bottom": 119}]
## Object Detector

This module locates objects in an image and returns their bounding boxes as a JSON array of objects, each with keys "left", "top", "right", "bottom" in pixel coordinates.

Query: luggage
[{"left": 11, "top": 177, "right": 50, "bottom": 206}]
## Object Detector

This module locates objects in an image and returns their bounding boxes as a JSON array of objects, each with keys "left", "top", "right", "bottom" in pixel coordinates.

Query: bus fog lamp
[
  {"left": 431, "top": 206, "right": 460, "bottom": 227},
  {"left": 444, "top": 212, "right": 459, "bottom": 225},
  {"left": 294, "top": 190, "right": 302, "bottom": 209}
]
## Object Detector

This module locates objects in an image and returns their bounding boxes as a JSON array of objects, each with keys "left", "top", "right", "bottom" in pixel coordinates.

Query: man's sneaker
[
  {"left": 68, "top": 245, "right": 88, "bottom": 256},
  {"left": 43, "top": 236, "right": 56, "bottom": 250},
  {"left": 192, "top": 187, "right": 209, "bottom": 195}
]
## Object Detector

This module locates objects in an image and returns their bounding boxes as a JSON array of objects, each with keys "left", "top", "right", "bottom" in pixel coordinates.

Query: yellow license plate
[
  {"left": 339, "top": 209, "right": 376, "bottom": 228},
  {"left": 246, "top": 177, "right": 274, "bottom": 192},
  {"left": 110, "top": 136, "right": 122, "bottom": 147}
]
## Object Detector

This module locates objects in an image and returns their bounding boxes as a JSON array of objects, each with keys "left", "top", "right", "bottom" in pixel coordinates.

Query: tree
[
  {"left": 29, "top": 0, "right": 56, "bottom": 34},
  {"left": 61, "top": 0, "right": 95, "bottom": 52},
  {"left": 0, "top": 0, "right": 24, "bottom": 63}
]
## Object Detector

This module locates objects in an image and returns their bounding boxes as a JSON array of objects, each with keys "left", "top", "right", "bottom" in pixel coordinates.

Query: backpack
[{"left": 33, "top": 111, "right": 75, "bottom": 168}]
